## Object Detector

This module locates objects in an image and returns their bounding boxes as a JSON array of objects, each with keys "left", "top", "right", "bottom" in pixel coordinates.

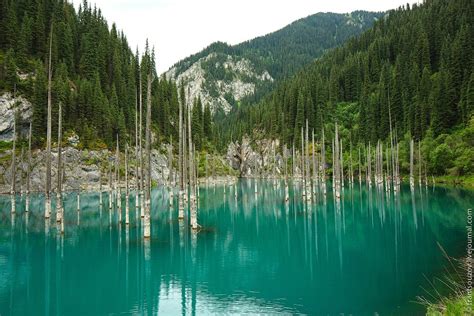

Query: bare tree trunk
[
  {"left": 45, "top": 25, "right": 53, "bottom": 219},
  {"left": 367, "top": 143, "right": 372, "bottom": 187},
  {"left": 56, "top": 102, "right": 63, "bottom": 223},
  {"left": 321, "top": 128, "right": 326, "bottom": 195},
  {"left": 20, "top": 147, "right": 24, "bottom": 196},
  {"left": 178, "top": 89, "right": 185, "bottom": 219},
  {"left": 301, "top": 127, "right": 305, "bottom": 198},
  {"left": 410, "top": 138, "right": 414, "bottom": 189},
  {"left": 125, "top": 143, "right": 130, "bottom": 225},
  {"left": 116, "top": 135, "right": 122, "bottom": 224},
  {"left": 340, "top": 139, "right": 344, "bottom": 189},
  {"left": 358, "top": 146, "right": 362, "bottom": 186},
  {"left": 168, "top": 137, "right": 174, "bottom": 206},
  {"left": 334, "top": 124, "right": 340, "bottom": 198},
  {"left": 188, "top": 98, "right": 198, "bottom": 230},
  {"left": 312, "top": 129, "right": 317, "bottom": 195},
  {"left": 135, "top": 91, "right": 139, "bottom": 209},
  {"left": 143, "top": 73, "right": 152, "bottom": 239},
  {"left": 418, "top": 142, "right": 422, "bottom": 187},
  {"left": 305, "top": 120, "right": 311, "bottom": 201},
  {"left": 26, "top": 122, "right": 32, "bottom": 212},
  {"left": 139, "top": 74, "right": 145, "bottom": 218},
  {"left": 10, "top": 95, "right": 16, "bottom": 214},
  {"left": 349, "top": 140, "right": 353, "bottom": 186}
]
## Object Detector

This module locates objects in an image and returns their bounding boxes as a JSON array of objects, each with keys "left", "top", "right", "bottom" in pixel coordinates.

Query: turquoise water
[{"left": 0, "top": 181, "right": 472, "bottom": 315}]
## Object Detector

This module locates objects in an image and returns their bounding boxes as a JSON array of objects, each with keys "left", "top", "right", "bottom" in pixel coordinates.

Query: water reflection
[{"left": 0, "top": 181, "right": 472, "bottom": 315}]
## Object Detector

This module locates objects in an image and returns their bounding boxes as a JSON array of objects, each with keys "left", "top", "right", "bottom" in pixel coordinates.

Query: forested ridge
[
  {"left": 0, "top": 0, "right": 214, "bottom": 150},
  {"left": 168, "top": 11, "right": 383, "bottom": 109},
  {"left": 219, "top": 0, "right": 474, "bottom": 176},
  {"left": 172, "top": 11, "right": 383, "bottom": 81}
]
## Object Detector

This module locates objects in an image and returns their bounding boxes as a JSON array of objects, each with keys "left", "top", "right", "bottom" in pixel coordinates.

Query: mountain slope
[
  {"left": 220, "top": 0, "right": 474, "bottom": 176},
  {"left": 165, "top": 11, "right": 383, "bottom": 114}
]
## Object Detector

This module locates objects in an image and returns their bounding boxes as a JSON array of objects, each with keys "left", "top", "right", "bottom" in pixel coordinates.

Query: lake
[{"left": 0, "top": 180, "right": 472, "bottom": 315}]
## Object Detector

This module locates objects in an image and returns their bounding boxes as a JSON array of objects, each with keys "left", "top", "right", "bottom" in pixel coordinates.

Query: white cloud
[{"left": 71, "top": 0, "right": 420, "bottom": 74}]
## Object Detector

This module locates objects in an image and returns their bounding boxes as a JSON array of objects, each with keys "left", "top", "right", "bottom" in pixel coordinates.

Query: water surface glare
[{"left": 0, "top": 181, "right": 472, "bottom": 315}]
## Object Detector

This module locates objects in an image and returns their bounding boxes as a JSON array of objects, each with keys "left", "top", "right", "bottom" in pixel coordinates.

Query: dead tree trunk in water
[
  {"left": 312, "top": 129, "right": 317, "bottom": 194},
  {"left": 20, "top": 147, "right": 24, "bottom": 196},
  {"left": 189, "top": 98, "right": 198, "bottom": 230},
  {"left": 418, "top": 142, "right": 422, "bottom": 187},
  {"left": 143, "top": 73, "right": 152, "bottom": 239},
  {"left": 125, "top": 143, "right": 130, "bottom": 225},
  {"left": 178, "top": 89, "right": 185, "bottom": 219},
  {"left": 321, "top": 128, "right": 326, "bottom": 195},
  {"left": 56, "top": 102, "right": 63, "bottom": 223},
  {"left": 26, "top": 122, "right": 32, "bottom": 212},
  {"left": 139, "top": 74, "right": 144, "bottom": 218},
  {"left": 116, "top": 135, "right": 121, "bottom": 223},
  {"left": 301, "top": 127, "right": 305, "bottom": 198},
  {"left": 358, "top": 146, "right": 362, "bottom": 185},
  {"left": 168, "top": 137, "right": 174, "bottom": 206},
  {"left": 10, "top": 95, "right": 17, "bottom": 213},
  {"left": 305, "top": 120, "right": 311, "bottom": 201},
  {"left": 135, "top": 91, "right": 139, "bottom": 209},
  {"left": 45, "top": 26, "right": 53, "bottom": 219},
  {"left": 410, "top": 139, "right": 414, "bottom": 189}
]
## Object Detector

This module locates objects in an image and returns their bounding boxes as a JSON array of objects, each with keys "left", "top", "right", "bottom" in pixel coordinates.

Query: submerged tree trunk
[
  {"left": 188, "top": 98, "right": 198, "bottom": 230},
  {"left": 108, "top": 163, "right": 113, "bottom": 210},
  {"left": 418, "top": 142, "right": 422, "bottom": 187},
  {"left": 305, "top": 120, "right": 311, "bottom": 201},
  {"left": 410, "top": 139, "right": 414, "bottom": 189},
  {"left": 168, "top": 137, "right": 174, "bottom": 206},
  {"left": 139, "top": 74, "right": 145, "bottom": 218},
  {"left": 143, "top": 73, "right": 152, "bottom": 239},
  {"left": 321, "top": 128, "right": 326, "bottom": 195},
  {"left": 26, "top": 122, "right": 32, "bottom": 212},
  {"left": 135, "top": 92, "right": 140, "bottom": 209},
  {"left": 45, "top": 25, "right": 53, "bottom": 219},
  {"left": 358, "top": 146, "right": 362, "bottom": 185},
  {"left": 10, "top": 97, "right": 16, "bottom": 214},
  {"left": 116, "top": 135, "right": 122, "bottom": 223},
  {"left": 56, "top": 102, "right": 63, "bottom": 223},
  {"left": 178, "top": 89, "right": 185, "bottom": 219},
  {"left": 125, "top": 143, "right": 130, "bottom": 225}
]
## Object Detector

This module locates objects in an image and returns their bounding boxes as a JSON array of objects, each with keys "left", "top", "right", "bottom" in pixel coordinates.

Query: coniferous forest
[
  {"left": 219, "top": 0, "right": 474, "bottom": 176},
  {"left": 0, "top": 0, "right": 213, "bottom": 150}
]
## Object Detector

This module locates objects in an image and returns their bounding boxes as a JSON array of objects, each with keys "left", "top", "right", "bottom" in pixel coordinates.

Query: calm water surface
[{"left": 0, "top": 180, "right": 472, "bottom": 315}]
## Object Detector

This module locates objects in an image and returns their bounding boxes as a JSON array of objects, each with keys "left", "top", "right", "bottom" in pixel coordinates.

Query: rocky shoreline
[{"left": 0, "top": 145, "right": 237, "bottom": 194}]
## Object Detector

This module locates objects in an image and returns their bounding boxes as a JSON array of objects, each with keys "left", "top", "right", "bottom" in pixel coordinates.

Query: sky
[{"left": 71, "top": 0, "right": 419, "bottom": 74}]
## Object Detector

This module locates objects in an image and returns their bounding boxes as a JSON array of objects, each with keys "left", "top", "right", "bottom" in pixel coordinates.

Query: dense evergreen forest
[
  {"left": 0, "top": 0, "right": 214, "bottom": 150},
  {"left": 219, "top": 0, "right": 474, "bottom": 176}
]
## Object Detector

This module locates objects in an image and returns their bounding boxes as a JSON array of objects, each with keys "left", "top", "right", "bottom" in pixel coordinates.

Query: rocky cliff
[
  {"left": 165, "top": 53, "right": 273, "bottom": 114},
  {"left": 0, "top": 92, "right": 32, "bottom": 141},
  {"left": 226, "top": 136, "right": 284, "bottom": 178}
]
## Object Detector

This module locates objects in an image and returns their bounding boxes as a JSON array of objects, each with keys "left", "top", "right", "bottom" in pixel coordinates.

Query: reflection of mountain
[{"left": 0, "top": 182, "right": 471, "bottom": 314}]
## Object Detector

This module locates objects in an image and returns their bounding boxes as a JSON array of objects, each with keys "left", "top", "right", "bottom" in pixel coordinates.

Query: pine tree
[
  {"left": 192, "top": 97, "right": 203, "bottom": 150},
  {"left": 203, "top": 103, "right": 212, "bottom": 141},
  {"left": 2, "top": 48, "right": 17, "bottom": 90}
]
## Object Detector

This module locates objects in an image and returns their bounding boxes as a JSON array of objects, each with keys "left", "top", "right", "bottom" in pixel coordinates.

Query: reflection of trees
[{"left": 0, "top": 182, "right": 472, "bottom": 314}]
